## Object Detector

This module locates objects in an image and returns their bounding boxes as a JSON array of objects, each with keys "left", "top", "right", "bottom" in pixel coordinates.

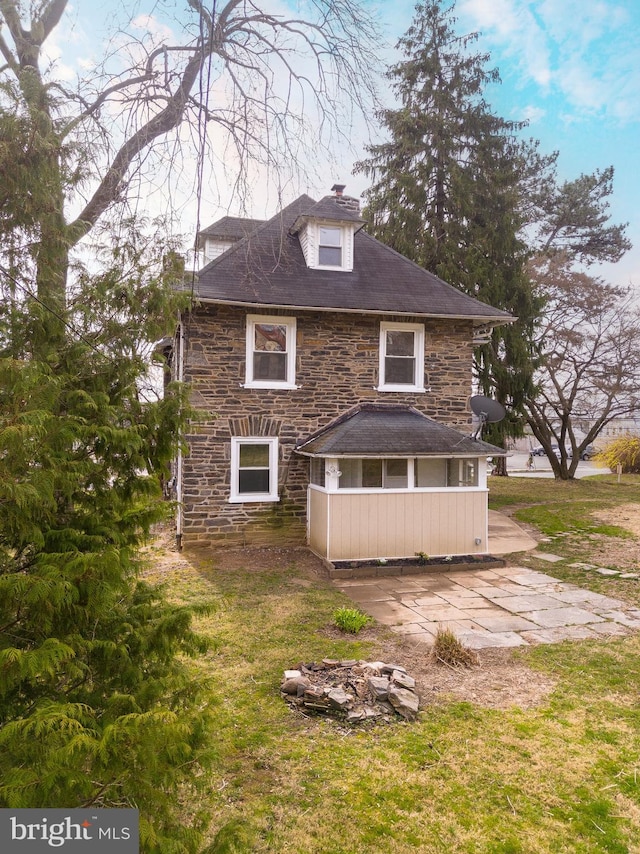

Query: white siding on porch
[
  {"left": 308, "top": 487, "right": 329, "bottom": 557},
  {"left": 308, "top": 488, "right": 488, "bottom": 562}
]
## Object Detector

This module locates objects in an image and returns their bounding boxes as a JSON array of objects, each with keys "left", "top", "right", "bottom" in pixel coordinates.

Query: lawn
[
  {"left": 154, "top": 474, "right": 640, "bottom": 853},
  {"left": 489, "top": 473, "right": 640, "bottom": 609}
]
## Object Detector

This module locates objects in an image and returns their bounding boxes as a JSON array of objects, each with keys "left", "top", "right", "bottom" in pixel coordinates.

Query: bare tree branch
[
  {"left": 526, "top": 254, "right": 640, "bottom": 478},
  {"left": 1, "top": 0, "right": 381, "bottom": 257}
]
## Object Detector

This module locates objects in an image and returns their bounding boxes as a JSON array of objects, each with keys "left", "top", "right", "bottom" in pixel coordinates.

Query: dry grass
[{"left": 431, "top": 627, "right": 479, "bottom": 668}]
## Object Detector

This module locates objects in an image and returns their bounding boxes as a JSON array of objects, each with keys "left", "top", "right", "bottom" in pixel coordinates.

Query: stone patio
[{"left": 333, "top": 566, "right": 640, "bottom": 648}]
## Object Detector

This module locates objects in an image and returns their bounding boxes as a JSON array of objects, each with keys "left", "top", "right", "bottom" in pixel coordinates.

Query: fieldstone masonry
[
  {"left": 281, "top": 658, "right": 421, "bottom": 722},
  {"left": 180, "top": 304, "right": 475, "bottom": 547}
]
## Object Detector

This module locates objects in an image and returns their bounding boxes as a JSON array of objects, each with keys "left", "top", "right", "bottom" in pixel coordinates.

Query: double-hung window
[
  {"left": 378, "top": 322, "right": 425, "bottom": 392},
  {"left": 245, "top": 314, "right": 296, "bottom": 389},
  {"left": 318, "top": 226, "right": 343, "bottom": 267},
  {"left": 230, "top": 437, "right": 279, "bottom": 502}
]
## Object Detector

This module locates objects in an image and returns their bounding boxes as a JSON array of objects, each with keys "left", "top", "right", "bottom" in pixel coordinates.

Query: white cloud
[
  {"left": 41, "top": 42, "right": 77, "bottom": 82},
  {"left": 131, "top": 14, "right": 175, "bottom": 45},
  {"left": 459, "top": 0, "right": 553, "bottom": 89},
  {"left": 459, "top": 0, "right": 640, "bottom": 125},
  {"left": 459, "top": 0, "right": 520, "bottom": 37},
  {"left": 519, "top": 105, "right": 546, "bottom": 124}
]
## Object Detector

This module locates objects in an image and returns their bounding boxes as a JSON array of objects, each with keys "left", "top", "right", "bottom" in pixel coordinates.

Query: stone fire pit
[{"left": 281, "top": 658, "right": 420, "bottom": 723}]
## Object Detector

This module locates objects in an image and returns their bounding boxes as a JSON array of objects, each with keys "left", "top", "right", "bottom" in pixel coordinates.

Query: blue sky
[
  {"left": 355, "top": 0, "right": 640, "bottom": 288},
  {"left": 50, "top": 1, "right": 639, "bottom": 287},
  {"left": 457, "top": 0, "right": 640, "bottom": 288}
]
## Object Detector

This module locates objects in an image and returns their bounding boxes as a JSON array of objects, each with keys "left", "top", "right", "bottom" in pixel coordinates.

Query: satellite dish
[{"left": 469, "top": 395, "right": 506, "bottom": 440}]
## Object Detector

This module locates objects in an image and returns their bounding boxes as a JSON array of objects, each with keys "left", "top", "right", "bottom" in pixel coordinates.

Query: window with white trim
[
  {"left": 230, "top": 437, "right": 279, "bottom": 502},
  {"left": 338, "top": 458, "right": 409, "bottom": 489},
  {"left": 378, "top": 322, "right": 425, "bottom": 391},
  {"left": 310, "top": 457, "right": 326, "bottom": 487},
  {"left": 245, "top": 315, "right": 296, "bottom": 388},
  {"left": 318, "top": 226, "right": 343, "bottom": 267},
  {"left": 447, "top": 458, "right": 478, "bottom": 487},
  {"left": 334, "top": 457, "right": 480, "bottom": 490}
]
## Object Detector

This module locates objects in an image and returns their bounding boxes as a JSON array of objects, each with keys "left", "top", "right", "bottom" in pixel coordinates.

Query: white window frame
[
  {"left": 244, "top": 314, "right": 297, "bottom": 389},
  {"left": 308, "top": 221, "right": 354, "bottom": 271},
  {"left": 322, "top": 456, "right": 485, "bottom": 493},
  {"left": 317, "top": 225, "right": 344, "bottom": 268},
  {"left": 230, "top": 437, "right": 279, "bottom": 503},
  {"left": 377, "top": 321, "right": 425, "bottom": 392}
]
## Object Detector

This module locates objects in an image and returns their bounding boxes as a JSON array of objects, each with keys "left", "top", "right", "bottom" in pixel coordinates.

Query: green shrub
[
  {"left": 597, "top": 436, "right": 640, "bottom": 473},
  {"left": 333, "top": 607, "right": 373, "bottom": 634}
]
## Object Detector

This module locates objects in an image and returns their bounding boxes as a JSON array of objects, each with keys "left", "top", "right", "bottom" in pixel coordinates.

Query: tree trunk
[{"left": 493, "top": 456, "right": 509, "bottom": 476}]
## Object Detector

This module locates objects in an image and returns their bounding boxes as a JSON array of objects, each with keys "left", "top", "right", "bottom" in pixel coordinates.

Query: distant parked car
[
  {"left": 531, "top": 444, "right": 560, "bottom": 457},
  {"left": 532, "top": 443, "right": 598, "bottom": 461},
  {"left": 568, "top": 444, "right": 598, "bottom": 460}
]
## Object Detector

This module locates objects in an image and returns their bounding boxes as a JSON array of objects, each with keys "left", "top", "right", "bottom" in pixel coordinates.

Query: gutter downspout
[{"left": 176, "top": 320, "right": 185, "bottom": 550}]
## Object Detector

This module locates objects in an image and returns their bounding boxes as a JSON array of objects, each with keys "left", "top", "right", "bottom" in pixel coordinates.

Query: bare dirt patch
[
  {"left": 392, "top": 641, "right": 556, "bottom": 710},
  {"left": 588, "top": 503, "right": 640, "bottom": 570},
  {"left": 144, "top": 534, "right": 556, "bottom": 711},
  {"left": 596, "top": 503, "right": 640, "bottom": 537},
  {"left": 320, "top": 622, "right": 555, "bottom": 710}
]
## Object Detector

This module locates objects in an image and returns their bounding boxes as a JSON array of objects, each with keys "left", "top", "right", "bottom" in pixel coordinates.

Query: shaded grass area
[{"left": 155, "top": 522, "right": 640, "bottom": 853}]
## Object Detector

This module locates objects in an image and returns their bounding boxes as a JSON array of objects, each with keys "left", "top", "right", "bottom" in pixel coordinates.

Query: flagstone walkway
[{"left": 334, "top": 566, "right": 640, "bottom": 648}]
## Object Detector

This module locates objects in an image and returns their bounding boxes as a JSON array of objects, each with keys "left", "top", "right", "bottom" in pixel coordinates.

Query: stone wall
[{"left": 180, "top": 304, "right": 475, "bottom": 547}]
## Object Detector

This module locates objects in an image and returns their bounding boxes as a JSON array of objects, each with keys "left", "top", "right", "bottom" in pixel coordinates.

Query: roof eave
[
  {"left": 295, "top": 448, "right": 510, "bottom": 458},
  {"left": 187, "top": 295, "right": 514, "bottom": 326},
  {"left": 289, "top": 213, "right": 366, "bottom": 236}
]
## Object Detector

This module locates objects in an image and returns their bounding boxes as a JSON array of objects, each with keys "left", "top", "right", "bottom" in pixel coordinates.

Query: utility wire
[{"left": 189, "top": 0, "right": 218, "bottom": 304}]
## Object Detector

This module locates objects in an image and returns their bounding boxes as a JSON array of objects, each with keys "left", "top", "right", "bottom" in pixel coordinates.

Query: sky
[
  {"left": 43, "top": 0, "right": 640, "bottom": 288},
  {"left": 456, "top": 0, "right": 640, "bottom": 288},
  {"left": 355, "top": 0, "right": 640, "bottom": 288}
]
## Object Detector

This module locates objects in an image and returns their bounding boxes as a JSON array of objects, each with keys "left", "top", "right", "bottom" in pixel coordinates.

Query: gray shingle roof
[
  {"left": 290, "top": 194, "right": 365, "bottom": 231},
  {"left": 198, "top": 216, "right": 265, "bottom": 241},
  {"left": 192, "top": 195, "right": 513, "bottom": 324},
  {"left": 295, "top": 404, "right": 506, "bottom": 456}
]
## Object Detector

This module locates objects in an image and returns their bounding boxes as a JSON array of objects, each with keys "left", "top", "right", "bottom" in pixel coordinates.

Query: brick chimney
[{"left": 330, "top": 184, "right": 360, "bottom": 213}]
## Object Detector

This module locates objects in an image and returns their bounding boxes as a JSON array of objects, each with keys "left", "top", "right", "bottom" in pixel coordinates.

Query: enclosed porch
[
  {"left": 307, "top": 485, "right": 488, "bottom": 562},
  {"left": 295, "top": 403, "right": 505, "bottom": 563}
]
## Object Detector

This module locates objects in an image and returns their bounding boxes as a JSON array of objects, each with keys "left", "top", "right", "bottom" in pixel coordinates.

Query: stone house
[{"left": 169, "top": 188, "right": 511, "bottom": 561}]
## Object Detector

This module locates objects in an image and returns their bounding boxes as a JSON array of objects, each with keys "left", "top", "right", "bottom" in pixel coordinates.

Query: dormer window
[
  {"left": 318, "top": 226, "right": 343, "bottom": 267},
  {"left": 289, "top": 190, "right": 363, "bottom": 271},
  {"left": 311, "top": 221, "right": 354, "bottom": 271}
]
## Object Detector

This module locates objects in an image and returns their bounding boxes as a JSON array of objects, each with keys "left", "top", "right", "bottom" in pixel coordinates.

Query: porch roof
[{"left": 295, "top": 404, "right": 507, "bottom": 457}]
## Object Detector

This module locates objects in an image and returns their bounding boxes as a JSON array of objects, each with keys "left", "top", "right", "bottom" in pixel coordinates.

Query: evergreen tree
[
  {"left": 356, "top": 0, "right": 512, "bottom": 276},
  {"left": 533, "top": 166, "right": 631, "bottom": 265},
  {"left": 0, "top": 2, "right": 381, "bottom": 845},
  {"left": 355, "top": 0, "right": 550, "bottom": 464},
  {"left": 0, "top": 212, "right": 213, "bottom": 852}
]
